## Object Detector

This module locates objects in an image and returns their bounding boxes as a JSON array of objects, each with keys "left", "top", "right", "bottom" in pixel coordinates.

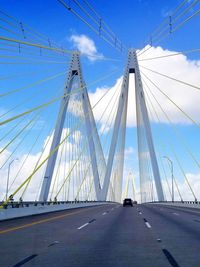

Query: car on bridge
[{"left": 123, "top": 198, "right": 133, "bottom": 207}]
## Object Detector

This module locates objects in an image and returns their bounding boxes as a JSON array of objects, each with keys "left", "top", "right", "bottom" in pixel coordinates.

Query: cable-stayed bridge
[{"left": 0, "top": 0, "right": 200, "bottom": 266}]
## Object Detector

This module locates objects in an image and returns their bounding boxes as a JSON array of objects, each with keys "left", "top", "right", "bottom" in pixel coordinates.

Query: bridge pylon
[
  {"left": 39, "top": 52, "right": 105, "bottom": 201},
  {"left": 130, "top": 49, "right": 164, "bottom": 202}
]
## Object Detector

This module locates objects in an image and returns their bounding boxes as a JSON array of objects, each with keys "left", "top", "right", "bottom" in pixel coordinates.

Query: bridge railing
[
  {"left": 0, "top": 200, "right": 114, "bottom": 209},
  {"left": 148, "top": 200, "right": 200, "bottom": 205}
]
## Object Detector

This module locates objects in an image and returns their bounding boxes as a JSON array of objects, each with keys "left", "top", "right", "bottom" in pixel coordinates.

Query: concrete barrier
[
  {"left": 147, "top": 201, "right": 200, "bottom": 209},
  {"left": 0, "top": 201, "right": 115, "bottom": 221}
]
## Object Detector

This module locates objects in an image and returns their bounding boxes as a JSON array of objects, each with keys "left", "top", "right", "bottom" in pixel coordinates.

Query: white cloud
[
  {"left": 0, "top": 128, "right": 87, "bottom": 202},
  {"left": 89, "top": 77, "right": 123, "bottom": 129},
  {"left": 89, "top": 45, "right": 200, "bottom": 127},
  {"left": 138, "top": 45, "right": 200, "bottom": 125},
  {"left": 70, "top": 34, "right": 103, "bottom": 61},
  {"left": 162, "top": 172, "right": 200, "bottom": 202}
]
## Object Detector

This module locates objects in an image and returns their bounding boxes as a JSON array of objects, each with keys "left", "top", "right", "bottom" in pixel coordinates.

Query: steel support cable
[
  {"left": 143, "top": 96, "right": 199, "bottom": 200},
  {"left": 172, "top": 8, "right": 200, "bottom": 33},
  {"left": 0, "top": 114, "right": 40, "bottom": 173},
  {"left": 94, "top": 81, "right": 122, "bottom": 192},
  {"left": 56, "top": 78, "right": 119, "bottom": 198},
  {"left": 0, "top": 19, "right": 55, "bottom": 47},
  {"left": 140, "top": 65, "right": 200, "bottom": 92},
  {"left": 0, "top": 22, "right": 61, "bottom": 50},
  {"left": 57, "top": 0, "right": 126, "bottom": 52},
  {"left": 0, "top": 70, "right": 67, "bottom": 98},
  {"left": 86, "top": 173, "right": 94, "bottom": 200},
  {"left": 71, "top": 0, "right": 123, "bottom": 49},
  {"left": 144, "top": 85, "right": 182, "bottom": 201},
  {"left": 66, "top": 112, "right": 73, "bottom": 200},
  {"left": 80, "top": 54, "right": 122, "bottom": 62},
  {"left": 8, "top": 121, "right": 47, "bottom": 198},
  {"left": 144, "top": 85, "right": 183, "bottom": 201},
  {"left": 75, "top": 81, "right": 121, "bottom": 199},
  {"left": 0, "top": 60, "right": 69, "bottom": 65},
  {"left": 0, "top": 40, "right": 119, "bottom": 62},
  {"left": 49, "top": 138, "right": 66, "bottom": 200},
  {"left": 0, "top": 47, "right": 68, "bottom": 60},
  {"left": 101, "top": 89, "right": 123, "bottom": 196},
  {"left": 101, "top": 87, "right": 122, "bottom": 160},
  {"left": 142, "top": 75, "right": 200, "bottom": 170},
  {"left": 53, "top": 112, "right": 76, "bottom": 198},
  {"left": 67, "top": 82, "right": 120, "bottom": 198},
  {"left": 172, "top": 146, "right": 197, "bottom": 201},
  {"left": 75, "top": 123, "right": 84, "bottom": 200},
  {"left": 61, "top": 112, "right": 80, "bottom": 201},
  {"left": 142, "top": 78, "right": 197, "bottom": 201},
  {"left": 0, "top": 68, "right": 119, "bottom": 127},
  {"left": 0, "top": 36, "right": 74, "bottom": 55},
  {"left": 0, "top": 70, "right": 55, "bottom": 82},
  {"left": 0, "top": 54, "right": 69, "bottom": 63},
  {"left": 140, "top": 70, "right": 200, "bottom": 128},
  {"left": 23, "top": 119, "right": 64, "bottom": 201},
  {"left": 82, "top": 0, "right": 116, "bottom": 39},
  {"left": 173, "top": 176, "right": 184, "bottom": 201},
  {"left": 34, "top": 133, "right": 54, "bottom": 201},
  {"left": 151, "top": 1, "right": 200, "bottom": 45},
  {"left": 138, "top": 48, "right": 200, "bottom": 62},
  {"left": 150, "top": 0, "right": 189, "bottom": 39},
  {"left": 138, "top": 12, "right": 200, "bottom": 59},
  {"left": 0, "top": 74, "right": 119, "bottom": 206},
  {"left": 0, "top": 25, "right": 23, "bottom": 38},
  {"left": 0, "top": 117, "right": 24, "bottom": 143},
  {"left": 0, "top": 42, "right": 68, "bottom": 58},
  {"left": 19, "top": 73, "right": 81, "bottom": 199},
  {"left": 57, "top": 0, "right": 116, "bottom": 50},
  {"left": 137, "top": 0, "right": 199, "bottom": 57},
  {"left": 172, "top": 0, "right": 200, "bottom": 25},
  {"left": 0, "top": 113, "right": 39, "bottom": 155},
  {"left": 55, "top": 77, "right": 120, "bottom": 199},
  {"left": 55, "top": 131, "right": 91, "bottom": 199},
  {"left": 0, "top": 9, "right": 66, "bottom": 50},
  {"left": 144, "top": 84, "right": 172, "bottom": 200},
  {"left": 0, "top": 83, "right": 64, "bottom": 120}
]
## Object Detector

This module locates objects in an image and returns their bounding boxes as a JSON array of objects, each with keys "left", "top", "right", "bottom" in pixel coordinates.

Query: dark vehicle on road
[{"left": 123, "top": 198, "right": 133, "bottom": 207}]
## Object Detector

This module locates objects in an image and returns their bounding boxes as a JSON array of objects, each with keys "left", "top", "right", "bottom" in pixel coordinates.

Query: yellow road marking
[{"left": 0, "top": 206, "right": 99, "bottom": 234}]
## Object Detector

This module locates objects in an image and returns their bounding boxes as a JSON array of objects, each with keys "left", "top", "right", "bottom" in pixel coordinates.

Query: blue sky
[{"left": 0, "top": 0, "right": 200, "bottom": 201}]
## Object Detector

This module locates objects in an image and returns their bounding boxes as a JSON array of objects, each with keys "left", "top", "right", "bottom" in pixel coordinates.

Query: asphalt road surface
[{"left": 0, "top": 203, "right": 200, "bottom": 266}]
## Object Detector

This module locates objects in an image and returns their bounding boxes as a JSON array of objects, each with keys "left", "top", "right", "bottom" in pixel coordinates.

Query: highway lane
[
  {"left": 140, "top": 204, "right": 200, "bottom": 267},
  {"left": 0, "top": 203, "right": 168, "bottom": 267},
  {"left": 0, "top": 204, "right": 117, "bottom": 266},
  {"left": 1, "top": 204, "right": 200, "bottom": 266}
]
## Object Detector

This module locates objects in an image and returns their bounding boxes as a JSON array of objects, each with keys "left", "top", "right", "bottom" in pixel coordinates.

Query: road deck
[{"left": 0, "top": 204, "right": 200, "bottom": 266}]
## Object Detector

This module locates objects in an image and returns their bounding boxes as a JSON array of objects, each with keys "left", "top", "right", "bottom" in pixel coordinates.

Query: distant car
[
  {"left": 123, "top": 198, "right": 133, "bottom": 207},
  {"left": 133, "top": 200, "right": 137, "bottom": 205}
]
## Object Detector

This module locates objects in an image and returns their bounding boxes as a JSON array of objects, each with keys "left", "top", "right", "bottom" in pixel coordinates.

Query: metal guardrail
[
  {"left": 148, "top": 200, "right": 200, "bottom": 205},
  {"left": 0, "top": 200, "right": 114, "bottom": 209}
]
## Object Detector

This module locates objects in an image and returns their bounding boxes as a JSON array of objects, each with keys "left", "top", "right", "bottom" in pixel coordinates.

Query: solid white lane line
[
  {"left": 145, "top": 222, "right": 152, "bottom": 228},
  {"left": 172, "top": 212, "right": 179, "bottom": 216},
  {"left": 102, "top": 212, "right": 107, "bottom": 215},
  {"left": 77, "top": 223, "right": 89, "bottom": 230}
]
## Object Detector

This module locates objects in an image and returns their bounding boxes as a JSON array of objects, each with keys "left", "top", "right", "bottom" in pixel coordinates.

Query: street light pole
[
  {"left": 6, "top": 159, "right": 18, "bottom": 200},
  {"left": 163, "top": 156, "right": 174, "bottom": 202}
]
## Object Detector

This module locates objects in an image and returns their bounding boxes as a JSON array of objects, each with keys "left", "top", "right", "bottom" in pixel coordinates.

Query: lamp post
[
  {"left": 6, "top": 158, "right": 18, "bottom": 200},
  {"left": 163, "top": 156, "right": 174, "bottom": 202}
]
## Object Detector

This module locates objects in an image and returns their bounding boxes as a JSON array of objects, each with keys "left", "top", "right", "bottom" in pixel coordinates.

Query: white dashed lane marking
[
  {"left": 77, "top": 223, "right": 89, "bottom": 230},
  {"left": 145, "top": 222, "right": 152, "bottom": 228}
]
